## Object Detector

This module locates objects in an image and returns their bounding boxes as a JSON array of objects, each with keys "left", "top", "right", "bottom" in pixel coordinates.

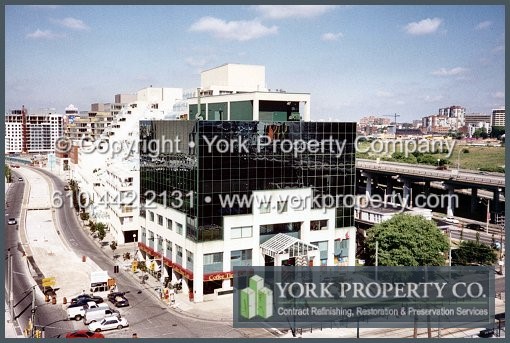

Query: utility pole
[{"left": 30, "top": 286, "right": 36, "bottom": 338}]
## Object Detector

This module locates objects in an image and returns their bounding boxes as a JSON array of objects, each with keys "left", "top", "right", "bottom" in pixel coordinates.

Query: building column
[
  {"left": 471, "top": 188, "right": 478, "bottom": 213},
  {"left": 193, "top": 247, "right": 204, "bottom": 303},
  {"left": 252, "top": 96, "right": 260, "bottom": 120},
  {"left": 226, "top": 101, "right": 231, "bottom": 121},
  {"left": 303, "top": 101, "right": 311, "bottom": 121},
  {"left": 446, "top": 184, "right": 455, "bottom": 217}
]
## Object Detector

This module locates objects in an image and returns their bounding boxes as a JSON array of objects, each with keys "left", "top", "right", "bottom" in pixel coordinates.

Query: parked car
[
  {"left": 84, "top": 306, "right": 120, "bottom": 325},
  {"left": 88, "top": 315, "right": 129, "bottom": 332},
  {"left": 444, "top": 216, "right": 460, "bottom": 224},
  {"left": 18, "top": 177, "right": 23, "bottom": 181},
  {"left": 64, "top": 185, "right": 70, "bottom": 191},
  {"left": 107, "top": 292, "right": 129, "bottom": 307},
  {"left": 71, "top": 294, "right": 104, "bottom": 304},
  {"left": 436, "top": 165, "right": 448, "bottom": 170},
  {"left": 465, "top": 223, "right": 483, "bottom": 231},
  {"left": 7, "top": 218, "right": 17, "bottom": 225},
  {"left": 64, "top": 330, "right": 105, "bottom": 339},
  {"left": 67, "top": 302, "right": 108, "bottom": 321}
]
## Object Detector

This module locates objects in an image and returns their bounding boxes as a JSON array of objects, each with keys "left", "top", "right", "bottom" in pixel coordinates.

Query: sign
[
  {"left": 172, "top": 263, "right": 193, "bottom": 280},
  {"left": 42, "top": 277, "right": 56, "bottom": 287},
  {"left": 204, "top": 271, "right": 234, "bottom": 282}
]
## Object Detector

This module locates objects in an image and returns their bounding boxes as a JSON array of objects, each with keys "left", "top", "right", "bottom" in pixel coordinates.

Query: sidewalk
[{"left": 39, "top": 165, "right": 235, "bottom": 323}]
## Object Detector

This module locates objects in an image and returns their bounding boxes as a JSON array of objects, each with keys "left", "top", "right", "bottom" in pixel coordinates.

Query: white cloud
[
  {"left": 475, "top": 21, "right": 492, "bottom": 30},
  {"left": 431, "top": 67, "right": 468, "bottom": 76},
  {"left": 375, "top": 90, "right": 394, "bottom": 98},
  {"left": 185, "top": 56, "right": 208, "bottom": 68},
  {"left": 492, "top": 92, "right": 504, "bottom": 99},
  {"left": 492, "top": 45, "right": 504, "bottom": 53},
  {"left": 404, "top": 17, "right": 442, "bottom": 35},
  {"left": 51, "top": 17, "right": 89, "bottom": 30},
  {"left": 189, "top": 17, "right": 277, "bottom": 41},
  {"left": 26, "top": 29, "right": 63, "bottom": 40},
  {"left": 254, "top": 5, "right": 337, "bottom": 19},
  {"left": 422, "top": 95, "right": 444, "bottom": 103},
  {"left": 321, "top": 32, "right": 343, "bottom": 41}
]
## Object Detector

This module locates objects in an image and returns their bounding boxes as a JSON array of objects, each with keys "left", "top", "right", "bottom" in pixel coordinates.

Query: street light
[
  {"left": 456, "top": 148, "right": 467, "bottom": 171},
  {"left": 479, "top": 198, "right": 490, "bottom": 234},
  {"left": 437, "top": 158, "right": 440, "bottom": 168},
  {"left": 133, "top": 233, "right": 137, "bottom": 256}
]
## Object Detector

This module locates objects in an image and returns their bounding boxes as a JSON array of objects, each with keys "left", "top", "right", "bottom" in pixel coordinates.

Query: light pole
[
  {"left": 456, "top": 148, "right": 466, "bottom": 171},
  {"left": 133, "top": 233, "right": 137, "bottom": 257},
  {"left": 437, "top": 158, "right": 440, "bottom": 168},
  {"left": 479, "top": 199, "right": 490, "bottom": 234}
]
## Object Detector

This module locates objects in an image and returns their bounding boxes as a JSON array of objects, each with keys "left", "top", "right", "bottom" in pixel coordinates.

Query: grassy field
[{"left": 356, "top": 140, "right": 505, "bottom": 172}]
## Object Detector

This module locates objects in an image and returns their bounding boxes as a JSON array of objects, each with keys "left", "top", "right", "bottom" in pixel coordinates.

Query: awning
[{"left": 260, "top": 233, "right": 319, "bottom": 258}]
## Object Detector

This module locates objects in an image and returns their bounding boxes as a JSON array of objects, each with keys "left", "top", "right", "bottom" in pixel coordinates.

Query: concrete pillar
[
  {"left": 303, "top": 101, "right": 311, "bottom": 121},
  {"left": 386, "top": 178, "right": 394, "bottom": 204},
  {"left": 424, "top": 181, "right": 430, "bottom": 197},
  {"left": 252, "top": 96, "right": 259, "bottom": 120},
  {"left": 365, "top": 173, "right": 372, "bottom": 199},
  {"left": 403, "top": 179, "right": 411, "bottom": 207},
  {"left": 192, "top": 247, "right": 204, "bottom": 303},
  {"left": 493, "top": 188, "right": 500, "bottom": 218},
  {"left": 446, "top": 184, "right": 455, "bottom": 217},
  {"left": 227, "top": 101, "right": 231, "bottom": 121},
  {"left": 471, "top": 188, "right": 478, "bottom": 213}
]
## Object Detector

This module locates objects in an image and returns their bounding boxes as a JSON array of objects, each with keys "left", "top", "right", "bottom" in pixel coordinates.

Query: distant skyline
[{"left": 5, "top": 4, "right": 505, "bottom": 122}]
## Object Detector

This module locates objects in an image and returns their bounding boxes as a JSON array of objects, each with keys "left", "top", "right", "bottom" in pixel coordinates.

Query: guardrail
[{"left": 356, "top": 160, "right": 505, "bottom": 188}]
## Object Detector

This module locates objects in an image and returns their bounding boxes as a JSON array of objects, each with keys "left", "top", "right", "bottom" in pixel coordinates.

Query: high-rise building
[
  {"left": 5, "top": 107, "right": 63, "bottom": 154},
  {"left": 492, "top": 107, "right": 505, "bottom": 127},
  {"left": 138, "top": 120, "right": 357, "bottom": 302}
]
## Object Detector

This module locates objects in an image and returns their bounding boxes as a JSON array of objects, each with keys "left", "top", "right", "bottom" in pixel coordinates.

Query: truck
[{"left": 67, "top": 301, "right": 109, "bottom": 321}]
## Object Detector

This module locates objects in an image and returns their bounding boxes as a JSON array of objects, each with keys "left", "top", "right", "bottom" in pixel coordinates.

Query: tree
[
  {"left": 491, "top": 126, "right": 505, "bottom": 139},
  {"left": 365, "top": 213, "right": 449, "bottom": 266},
  {"left": 473, "top": 127, "right": 488, "bottom": 139},
  {"left": 96, "top": 222, "right": 107, "bottom": 241},
  {"left": 451, "top": 240, "right": 498, "bottom": 266},
  {"left": 4, "top": 165, "right": 12, "bottom": 183}
]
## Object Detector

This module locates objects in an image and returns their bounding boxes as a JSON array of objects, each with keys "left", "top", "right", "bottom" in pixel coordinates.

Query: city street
[{"left": 7, "top": 166, "right": 271, "bottom": 338}]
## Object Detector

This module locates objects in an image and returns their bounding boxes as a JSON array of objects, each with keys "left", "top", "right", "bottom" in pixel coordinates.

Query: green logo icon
[{"left": 240, "top": 275, "right": 273, "bottom": 319}]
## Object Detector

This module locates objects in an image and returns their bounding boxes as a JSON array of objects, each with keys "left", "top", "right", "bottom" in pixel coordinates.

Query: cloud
[
  {"left": 492, "top": 45, "right": 504, "bottom": 53},
  {"left": 475, "top": 21, "right": 492, "bottom": 30},
  {"left": 189, "top": 17, "right": 277, "bottom": 41},
  {"left": 185, "top": 56, "right": 208, "bottom": 68},
  {"left": 26, "top": 29, "right": 64, "bottom": 40},
  {"left": 375, "top": 90, "right": 394, "bottom": 98},
  {"left": 404, "top": 17, "right": 442, "bottom": 35},
  {"left": 321, "top": 32, "right": 343, "bottom": 41},
  {"left": 422, "top": 95, "right": 444, "bottom": 103},
  {"left": 492, "top": 92, "right": 504, "bottom": 99},
  {"left": 253, "top": 5, "right": 337, "bottom": 19},
  {"left": 431, "top": 67, "right": 468, "bottom": 76},
  {"left": 51, "top": 17, "right": 90, "bottom": 30}
]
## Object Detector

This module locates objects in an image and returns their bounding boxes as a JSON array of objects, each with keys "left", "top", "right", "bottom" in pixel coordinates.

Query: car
[
  {"left": 64, "top": 185, "right": 70, "bottom": 191},
  {"left": 7, "top": 218, "right": 17, "bottom": 225},
  {"left": 111, "top": 295, "right": 129, "bottom": 308},
  {"left": 18, "top": 177, "right": 23, "bottom": 181},
  {"left": 71, "top": 294, "right": 104, "bottom": 304},
  {"left": 64, "top": 330, "right": 105, "bottom": 339},
  {"left": 465, "top": 223, "right": 483, "bottom": 231},
  {"left": 444, "top": 216, "right": 460, "bottom": 224},
  {"left": 88, "top": 315, "right": 129, "bottom": 332},
  {"left": 107, "top": 292, "right": 126, "bottom": 302},
  {"left": 436, "top": 165, "right": 448, "bottom": 170}
]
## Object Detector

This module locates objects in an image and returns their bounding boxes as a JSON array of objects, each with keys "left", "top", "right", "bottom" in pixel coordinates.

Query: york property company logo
[{"left": 240, "top": 275, "right": 273, "bottom": 319}]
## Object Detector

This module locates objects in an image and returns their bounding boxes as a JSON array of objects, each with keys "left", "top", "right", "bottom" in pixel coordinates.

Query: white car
[
  {"left": 8, "top": 218, "right": 17, "bottom": 225},
  {"left": 444, "top": 216, "right": 460, "bottom": 224},
  {"left": 88, "top": 315, "right": 129, "bottom": 332}
]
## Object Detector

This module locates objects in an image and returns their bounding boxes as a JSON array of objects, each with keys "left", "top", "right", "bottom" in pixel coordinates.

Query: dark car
[
  {"left": 436, "top": 165, "right": 448, "bottom": 170},
  {"left": 71, "top": 294, "right": 103, "bottom": 305},
  {"left": 465, "top": 223, "right": 483, "bottom": 231},
  {"left": 65, "top": 330, "right": 105, "bottom": 339},
  {"left": 108, "top": 293, "right": 129, "bottom": 308},
  {"left": 64, "top": 185, "right": 70, "bottom": 191}
]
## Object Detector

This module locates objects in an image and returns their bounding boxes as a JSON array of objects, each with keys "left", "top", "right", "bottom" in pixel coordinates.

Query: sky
[{"left": 4, "top": 4, "right": 506, "bottom": 122}]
